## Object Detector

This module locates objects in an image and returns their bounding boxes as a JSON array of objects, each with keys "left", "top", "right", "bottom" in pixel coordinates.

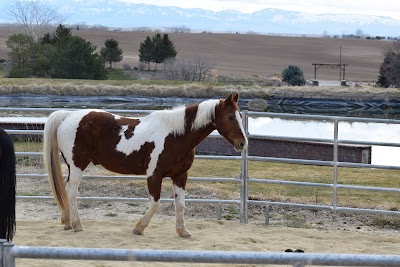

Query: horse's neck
[{"left": 180, "top": 123, "right": 215, "bottom": 151}]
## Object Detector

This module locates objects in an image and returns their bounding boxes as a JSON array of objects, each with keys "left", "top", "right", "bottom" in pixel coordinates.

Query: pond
[{"left": 250, "top": 117, "right": 400, "bottom": 166}]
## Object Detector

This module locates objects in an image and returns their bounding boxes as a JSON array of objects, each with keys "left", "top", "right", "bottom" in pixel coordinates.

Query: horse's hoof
[
  {"left": 64, "top": 225, "right": 72, "bottom": 230},
  {"left": 180, "top": 233, "right": 192, "bottom": 239},
  {"left": 133, "top": 229, "right": 143, "bottom": 235},
  {"left": 73, "top": 228, "right": 84, "bottom": 232}
]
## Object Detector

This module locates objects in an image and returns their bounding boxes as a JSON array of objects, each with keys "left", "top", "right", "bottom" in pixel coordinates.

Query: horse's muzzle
[{"left": 234, "top": 140, "right": 247, "bottom": 152}]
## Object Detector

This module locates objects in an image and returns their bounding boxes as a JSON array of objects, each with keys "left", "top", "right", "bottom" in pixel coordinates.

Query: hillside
[{"left": 0, "top": 27, "right": 389, "bottom": 82}]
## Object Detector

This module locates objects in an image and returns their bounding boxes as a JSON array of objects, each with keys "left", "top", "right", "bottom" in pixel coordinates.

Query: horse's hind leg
[
  {"left": 65, "top": 166, "right": 84, "bottom": 232},
  {"left": 172, "top": 173, "right": 191, "bottom": 238},
  {"left": 61, "top": 176, "right": 71, "bottom": 230},
  {"left": 133, "top": 175, "right": 161, "bottom": 235}
]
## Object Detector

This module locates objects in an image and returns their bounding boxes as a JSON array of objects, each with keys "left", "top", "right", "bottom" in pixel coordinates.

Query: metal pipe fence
[
  {"left": 3, "top": 239, "right": 400, "bottom": 266},
  {"left": 5, "top": 109, "right": 400, "bottom": 218},
  {"left": 2, "top": 108, "right": 400, "bottom": 266}
]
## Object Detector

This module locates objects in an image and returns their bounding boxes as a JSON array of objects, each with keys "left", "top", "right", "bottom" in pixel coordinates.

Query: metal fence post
[
  {"left": 332, "top": 120, "right": 339, "bottom": 210},
  {"left": 240, "top": 111, "right": 249, "bottom": 223},
  {"left": 0, "top": 239, "right": 5, "bottom": 267},
  {"left": 264, "top": 206, "right": 270, "bottom": 225},
  {"left": 1, "top": 241, "right": 15, "bottom": 267}
]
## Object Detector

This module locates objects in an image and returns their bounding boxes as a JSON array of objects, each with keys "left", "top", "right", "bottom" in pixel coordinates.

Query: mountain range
[{"left": 1, "top": 1, "right": 400, "bottom": 37}]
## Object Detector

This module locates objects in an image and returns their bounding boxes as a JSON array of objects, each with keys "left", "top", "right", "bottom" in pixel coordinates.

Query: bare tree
[
  {"left": 163, "top": 58, "right": 180, "bottom": 80},
  {"left": 163, "top": 56, "right": 215, "bottom": 82},
  {"left": 8, "top": 0, "right": 63, "bottom": 40},
  {"left": 168, "top": 25, "right": 191, "bottom": 34}
]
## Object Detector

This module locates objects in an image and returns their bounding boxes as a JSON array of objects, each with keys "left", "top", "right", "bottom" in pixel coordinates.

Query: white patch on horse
[
  {"left": 192, "top": 99, "right": 219, "bottom": 131},
  {"left": 116, "top": 107, "right": 187, "bottom": 176},
  {"left": 57, "top": 109, "right": 99, "bottom": 167},
  {"left": 235, "top": 110, "right": 248, "bottom": 149}
]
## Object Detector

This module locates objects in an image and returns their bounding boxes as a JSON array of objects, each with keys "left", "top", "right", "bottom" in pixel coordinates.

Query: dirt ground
[
  {"left": 0, "top": 27, "right": 388, "bottom": 81},
  {"left": 11, "top": 174, "right": 400, "bottom": 267}
]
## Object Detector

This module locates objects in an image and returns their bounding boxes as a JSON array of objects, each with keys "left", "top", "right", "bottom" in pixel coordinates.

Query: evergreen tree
[
  {"left": 51, "top": 35, "right": 107, "bottom": 79},
  {"left": 377, "top": 40, "right": 400, "bottom": 88},
  {"left": 282, "top": 65, "right": 306, "bottom": 86},
  {"left": 377, "top": 65, "right": 390, "bottom": 88},
  {"left": 100, "top": 38, "right": 123, "bottom": 69},
  {"left": 161, "top": 34, "right": 177, "bottom": 61},
  {"left": 6, "top": 33, "right": 35, "bottom": 77},
  {"left": 151, "top": 33, "right": 163, "bottom": 70},
  {"left": 139, "top": 33, "right": 177, "bottom": 70},
  {"left": 40, "top": 24, "right": 72, "bottom": 45},
  {"left": 139, "top": 36, "right": 154, "bottom": 70},
  {"left": 6, "top": 33, "right": 35, "bottom": 69}
]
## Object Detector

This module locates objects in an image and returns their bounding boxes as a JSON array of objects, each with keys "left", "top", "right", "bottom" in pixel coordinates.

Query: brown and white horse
[{"left": 43, "top": 94, "right": 247, "bottom": 238}]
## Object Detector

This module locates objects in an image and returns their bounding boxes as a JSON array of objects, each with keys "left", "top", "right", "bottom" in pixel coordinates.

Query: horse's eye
[{"left": 228, "top": 115, "right": 235, "bottom": 120}]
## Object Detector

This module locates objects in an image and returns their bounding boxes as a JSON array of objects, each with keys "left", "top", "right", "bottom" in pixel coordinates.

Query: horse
[
  {"left": 0, "top": 128, "right": 16, "bottom": 241},
  {"left": 43, "top": 93, "right": 248, "bottom": 238}
]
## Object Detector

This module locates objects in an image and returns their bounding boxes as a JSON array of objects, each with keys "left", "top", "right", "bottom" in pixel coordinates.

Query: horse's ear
[
  {"left": 225, "top": 94, "right": 233, "bottom": 103},
  {"left": 232, "top": 93, "right": 239, "bottom": 103}
]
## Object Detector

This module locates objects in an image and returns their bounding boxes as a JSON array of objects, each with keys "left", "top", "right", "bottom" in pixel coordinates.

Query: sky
[{"left": 119, "top": 0, "right": 400, "bottom": 19}]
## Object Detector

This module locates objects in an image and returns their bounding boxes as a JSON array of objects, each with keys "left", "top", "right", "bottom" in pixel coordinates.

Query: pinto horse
[
  {"left": 43, "top": 94, "right": 247, "bottom": 238},
  {"left": 0, "top": 128, "right": 16, "bottom": 241}
]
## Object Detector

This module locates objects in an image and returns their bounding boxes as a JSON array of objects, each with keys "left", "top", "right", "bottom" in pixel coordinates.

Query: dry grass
[
  {"left": 1, "top": 77, "right": 400, "bottom": 101},
  {"left": 188, "top": 159, "right": 399, "bottom": 211}
]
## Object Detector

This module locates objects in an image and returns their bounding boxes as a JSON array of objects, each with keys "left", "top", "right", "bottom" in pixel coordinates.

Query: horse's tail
[
  {"left": 43, "top": 110, "right": 70, "bottom": 215},
  {"left": 0, "top": 128, "right": 16, "bottom": 241}
]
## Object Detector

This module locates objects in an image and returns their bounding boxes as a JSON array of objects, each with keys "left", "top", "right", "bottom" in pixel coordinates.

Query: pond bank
[{"left": 1, "top": 81, "right": 400, "bottom": 117}]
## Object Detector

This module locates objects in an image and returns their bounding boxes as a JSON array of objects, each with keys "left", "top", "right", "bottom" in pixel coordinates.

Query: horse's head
[{"left": 214, "top": 94, "right": 248, "bottom": 151}]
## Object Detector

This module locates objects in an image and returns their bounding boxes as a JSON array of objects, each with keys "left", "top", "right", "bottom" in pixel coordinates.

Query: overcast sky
[{"left": 119, "top": 0, "right": 400, "bottom": 19}]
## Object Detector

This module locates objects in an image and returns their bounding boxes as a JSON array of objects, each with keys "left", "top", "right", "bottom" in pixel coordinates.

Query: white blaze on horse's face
[
  {"left": 235, "top": 110, "right": 248, "bottom": 151},
  {"left": 214, "top": 94, "right": 248, "bottom": 151}
]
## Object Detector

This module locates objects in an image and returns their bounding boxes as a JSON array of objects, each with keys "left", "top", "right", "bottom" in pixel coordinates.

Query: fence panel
[{"left": 1, "top": 108, "right": 400, "bottom": 266}]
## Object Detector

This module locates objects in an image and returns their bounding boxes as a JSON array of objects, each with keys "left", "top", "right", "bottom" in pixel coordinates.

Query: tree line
[{"left": 5, "top": 24, "right": 179, "bottom": 79}]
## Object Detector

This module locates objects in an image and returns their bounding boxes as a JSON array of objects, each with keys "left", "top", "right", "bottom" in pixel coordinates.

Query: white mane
[
  {"left": 192, "top": 99, "right": 219, "bottom": 131},
  {"left": 148, "top": 99, "right": 219, "bottom": 136}
]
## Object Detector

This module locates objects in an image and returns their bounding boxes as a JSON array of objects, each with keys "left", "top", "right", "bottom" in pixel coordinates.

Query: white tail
[{"left": 43, "top": 110, "right": 70, "bottom": 214}]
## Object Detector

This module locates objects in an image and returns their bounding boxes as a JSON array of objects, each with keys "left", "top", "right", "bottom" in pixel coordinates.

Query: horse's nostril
[{"left": 239, "top": 141, "right": 244, "bottom": 148}]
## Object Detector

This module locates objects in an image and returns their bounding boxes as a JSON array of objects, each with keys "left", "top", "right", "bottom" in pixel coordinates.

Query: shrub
[
  {"left": 123, "top": 64, "right": 132, "bottom": 70},
  {"left": 8, "top": 67, "right": 31, "bottom": 78},
  {"left": 377, "top": 40, "right": 400, "bottom": 88},
  {"left": 282, "top": 65, "right": 306, "bottom": 86}
]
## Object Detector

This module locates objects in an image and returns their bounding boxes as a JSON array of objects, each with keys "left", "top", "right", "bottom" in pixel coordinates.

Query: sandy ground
[
  {"left": 11, "top": 201, "right": 400, "bottom": 267},
  {"left": 8, "top": 173, "right": 400, "bottom": 266}
]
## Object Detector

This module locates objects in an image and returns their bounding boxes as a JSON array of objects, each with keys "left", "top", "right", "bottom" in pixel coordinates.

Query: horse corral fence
[{"left": 1, "top": 107, "right": 400, "bottom": 266}]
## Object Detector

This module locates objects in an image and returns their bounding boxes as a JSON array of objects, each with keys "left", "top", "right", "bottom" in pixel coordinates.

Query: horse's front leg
[
  {"left": 133, "top": 175, "right": 162, "bottom": 236},
  {"left": 172, "top": 172, "right": 191, "bottom": 238}
]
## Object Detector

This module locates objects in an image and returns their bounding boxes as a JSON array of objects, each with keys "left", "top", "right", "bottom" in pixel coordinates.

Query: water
[
  {"left": 1, "top": 94, "right": 400, "bottom": 166},
  {"left": 2, "top": 94, "right": 399, "bottom": 119},
  {"left": 249, "top": 118, "right": 400, "bottom": 166}
]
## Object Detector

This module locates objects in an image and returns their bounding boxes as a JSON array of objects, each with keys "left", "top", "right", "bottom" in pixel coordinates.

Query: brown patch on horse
[
  {"left": 73, "top": 111, "right": 154, "bottom": 174},
  {"left": 118, "top": 117, "right": 137, "bottom": 139},
  {"left": 147, "top": 103, "right": 217, "bottom": 200},
  {"left": 184, "top": 103, "right": 199, "bottom": 132}
]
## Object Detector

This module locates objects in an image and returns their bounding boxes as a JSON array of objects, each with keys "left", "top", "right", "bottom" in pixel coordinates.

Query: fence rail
[{"left": 2, "top": 108, "right": 400, "bottom": 266}]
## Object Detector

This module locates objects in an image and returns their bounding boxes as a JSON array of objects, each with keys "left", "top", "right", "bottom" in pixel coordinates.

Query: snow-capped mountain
[{"left": 1, "top": 1, "right": 400, "bottom": 37}]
